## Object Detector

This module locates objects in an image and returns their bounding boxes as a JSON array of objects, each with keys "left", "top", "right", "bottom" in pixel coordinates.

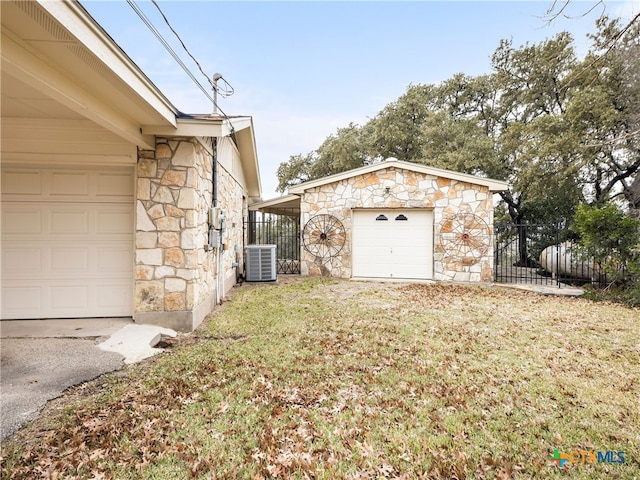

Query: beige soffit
[
  {"left": 288, "top": 159, "right": 510, "bottom": 194},
  {"left": 1, "top": 0, "right": 178, "bottom": 149}
]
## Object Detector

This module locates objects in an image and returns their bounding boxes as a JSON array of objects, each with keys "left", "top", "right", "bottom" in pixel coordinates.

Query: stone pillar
[{"left": 134, "top": 137, "right": 216, "bottom": 331}]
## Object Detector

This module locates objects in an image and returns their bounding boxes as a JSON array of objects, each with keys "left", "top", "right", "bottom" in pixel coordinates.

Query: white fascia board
[
  {"left": 234, "top": 119, "right": 262, "bottom": 199},
  {"left": 288, "top": 160, "right": 510, "bottom": 193},
  {"left": 143, "top": 116, "right": 253, "bottom": 138},
  {"left": 226, "top": 116, "right": 253, "bottom": 133},
  {"left": 249, "top": 194, "right": 300, "bottom": 211},
  {"left": 40, "top": 0, "right": 177, "bottom": 127},
  {"left": 142, "top": 118, "right": 224, "bottom": 137},
  {"left": 1, "top": 30, "right": 155, "bottom": 149}
]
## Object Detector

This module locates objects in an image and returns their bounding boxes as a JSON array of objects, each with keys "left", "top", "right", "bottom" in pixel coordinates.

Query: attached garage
[
  {"left": 1, "top": 167, "right": 134, "bottom": 319},
  {"left": 352, "top": 209, "right": 433, "bottom": 280},
  {"left": 1, "top": 1, "right": 263, "bottom": 332}
]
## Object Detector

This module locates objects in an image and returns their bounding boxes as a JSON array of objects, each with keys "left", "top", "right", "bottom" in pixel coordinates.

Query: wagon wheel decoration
[
  {"left": 302, "top": 214, "right": 346, "bottom": 260},
  {"left": 439, "top": 213, "right": 490, "bottom": 266}
]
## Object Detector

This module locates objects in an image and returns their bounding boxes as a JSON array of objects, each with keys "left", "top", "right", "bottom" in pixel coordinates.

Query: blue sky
[{"left": 81, "top": 1, "right": 638, "bottom": 199}]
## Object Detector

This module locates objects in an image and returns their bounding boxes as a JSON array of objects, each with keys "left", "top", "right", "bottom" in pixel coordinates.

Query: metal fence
[
  {"left": 494, "top": 222, "right": 611, "bottom": 288},
  {"left": 245, "top": 210, "right": 301, "bottom": 274}
]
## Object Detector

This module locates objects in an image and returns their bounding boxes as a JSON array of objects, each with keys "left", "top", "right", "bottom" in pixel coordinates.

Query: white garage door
[
  {"left": 352, "top": 209, "right": 433, "bottom": 280},
  {"left": 1, "top": 167, "right": 134, "bottom": 319}
]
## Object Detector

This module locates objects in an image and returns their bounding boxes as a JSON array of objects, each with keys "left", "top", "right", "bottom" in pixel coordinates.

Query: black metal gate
[
  {"left": 245, "top": 210, "right": 300, "bottom": 274},
  {"left": 494, "top": 223, "right": 609, "bottom": 288}
]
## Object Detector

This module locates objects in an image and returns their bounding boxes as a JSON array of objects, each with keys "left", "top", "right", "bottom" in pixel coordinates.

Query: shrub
[{"left": 572, "top": 203, "right": 640, "bottom": 307}]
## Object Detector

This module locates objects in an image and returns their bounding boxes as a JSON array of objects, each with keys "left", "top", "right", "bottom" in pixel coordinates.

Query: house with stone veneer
[
  {"left": 1, "top": 1, "right": 261, "bottom": 331},
  {"left": 252, "top": 159, "right": 508, "bottom": 282}
]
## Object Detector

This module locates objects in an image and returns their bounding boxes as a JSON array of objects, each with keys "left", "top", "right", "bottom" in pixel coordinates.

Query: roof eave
[
  {"left": 143, "top": 115, "right": 262, "bottom": 200},
  {"left": 288, "top": 160, "right": 509, "bottom": 194},
  {"left": 49, "top": 0, "right": 178, "bottom": 126}
]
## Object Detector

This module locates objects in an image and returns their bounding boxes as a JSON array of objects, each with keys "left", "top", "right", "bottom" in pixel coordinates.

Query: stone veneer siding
[
  {"left": 300, "top": 166, "right": 494, "bottom": 282},
  {"left": 216, "top": 161, "right": 246, "bottom": 290},
  {"left": 134, "top": 137, "right": 245, "bottom": 331}
]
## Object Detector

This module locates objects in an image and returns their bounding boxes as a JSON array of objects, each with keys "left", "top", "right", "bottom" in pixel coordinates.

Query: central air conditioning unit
[{"left": 245, "top": 245, "right": 277, "bottom": 282}]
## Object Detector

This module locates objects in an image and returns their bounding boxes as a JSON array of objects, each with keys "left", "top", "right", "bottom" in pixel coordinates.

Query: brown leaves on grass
[
  {"left": 2, "top": 279, "right": 639, "bottom": 479},
  {"left": 1, "top": 359, "right": 226, "bottom": 479}
]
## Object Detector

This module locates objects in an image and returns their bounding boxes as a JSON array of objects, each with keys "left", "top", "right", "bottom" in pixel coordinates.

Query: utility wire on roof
[
  {"left": 126, "top": 0, "right": 234, "bottom": 124},
  {"left": 126, "top": 0, "right": 212, "bottom": 102},
  {"left": 150, "top": 0, "right": 212, "bottom": 89}
]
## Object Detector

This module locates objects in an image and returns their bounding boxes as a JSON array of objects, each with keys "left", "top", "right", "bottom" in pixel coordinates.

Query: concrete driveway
[{"left": 0, "top": 319, "right": 131, "bottom": 441}]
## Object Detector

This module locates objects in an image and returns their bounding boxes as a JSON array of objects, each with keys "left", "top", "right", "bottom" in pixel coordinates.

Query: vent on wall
[{"left": 245, "top": 245, "right": 277, "bottom": 282}]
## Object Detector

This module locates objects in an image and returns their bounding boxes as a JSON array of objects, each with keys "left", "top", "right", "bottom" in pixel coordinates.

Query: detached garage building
[{"left": 255, "top": 159, "right": 508, "bottom": 282}]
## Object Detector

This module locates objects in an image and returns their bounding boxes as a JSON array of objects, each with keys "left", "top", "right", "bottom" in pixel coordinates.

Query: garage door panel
[
  {"left": 50, "top": 248, "right": 89, "bottom": 271},
  {"left": 2, "top": 286, "right": 43, "bottom": 313},
  {"left": 96, "top": 209, "right": 133, "bottom": 234},
  {"left": 2, "top": 210, "right": 43, "bottom": 234},
  {"left": 51, "top": 172, "right": 90, "bottom": 196},
  {"left": 1, "top": 166, "right": 133, "bottom": 319},
  {"left": 97, "top": 173, "right": 134, "bottom": 197},
  {"left": 51, "top": 285, "right": 90, "bottom": 309},
  {"left": 97, "top": 284, "right": 133, "bottom": 309},
  {"left": 50, "top": 210, "right": 89, "bottom": 234},
  {"left": 97, "top": 246, "right": 133, "bottom": 271},
  {"left": 1, "top": 170, "right": 42, "bottom": 195},
  {"left": 352, "top": 209, "right": 433, "bottom": 280},
  {"left": 3, "top": 247, "right": 43, "bottom": 273}
]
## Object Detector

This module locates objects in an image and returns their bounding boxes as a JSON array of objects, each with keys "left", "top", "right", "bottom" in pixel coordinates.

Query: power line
[
  {"left": 126, "top": 0, "right": 236, "bottom": 128},
  {"left": 150, "top": 0, "right": 213, "bottom": 89},
  {"left": 126, "top": 0, "right": 214, "bottom": 105}
]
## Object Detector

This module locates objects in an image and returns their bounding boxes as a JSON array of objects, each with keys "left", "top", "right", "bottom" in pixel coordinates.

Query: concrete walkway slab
[
  {"left": 0, "top": 318, "right": 134, "bottom": 338},
  {"left": 97, "top": 324, "right": 177, "bottom": 365},
  {"left": 498, "top": 283, "right": 584, "bottom": 297}
]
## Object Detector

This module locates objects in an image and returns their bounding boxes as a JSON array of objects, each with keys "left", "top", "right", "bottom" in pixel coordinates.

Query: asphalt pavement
[
  {"left": 0, "top": 337, "right": 124, "bottom": 441},
  {"left": 0, "top": 318, "right": 178, "bottom": 442}
]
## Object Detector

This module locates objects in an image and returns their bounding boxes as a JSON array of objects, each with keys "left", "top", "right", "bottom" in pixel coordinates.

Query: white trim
[
  {"left": 288, "top": 159, "right": 509, "bottom": 194},
  {"left": 40, "top": 0, "right": 177, "bottom": 124},
  {"left": 249, "top": 194, "right": 300, "bottom": 211}
]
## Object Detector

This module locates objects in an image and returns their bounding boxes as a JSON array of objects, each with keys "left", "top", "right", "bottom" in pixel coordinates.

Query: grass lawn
[{"left": 1, "top": 278, "right": 639, "bottom": 479}]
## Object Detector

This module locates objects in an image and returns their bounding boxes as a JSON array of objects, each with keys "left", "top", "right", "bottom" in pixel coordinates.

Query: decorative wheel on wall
[
  {"left": 439, "top": 213, "right": 490, "bottom": 266},
  {"left": 302, "top": 214, "right": 346, "bottom": 260}
]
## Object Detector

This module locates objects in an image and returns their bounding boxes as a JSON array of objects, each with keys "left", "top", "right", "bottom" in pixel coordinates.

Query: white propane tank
[{"left": 539, "top": 242, "right": 599, "bottom": 280}]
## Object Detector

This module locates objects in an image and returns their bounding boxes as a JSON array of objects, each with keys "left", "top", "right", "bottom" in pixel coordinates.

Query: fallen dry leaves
[{"left": 1, "top": 279, "right": 638, "bottom": 479}]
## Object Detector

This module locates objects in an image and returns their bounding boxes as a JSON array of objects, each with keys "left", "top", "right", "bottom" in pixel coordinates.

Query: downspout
[
  {"left": 212, "top": 138, "right": 218, "bottom": 209},
  {"left": 212, "top": 137, "right": 222, "bottom": 305}
]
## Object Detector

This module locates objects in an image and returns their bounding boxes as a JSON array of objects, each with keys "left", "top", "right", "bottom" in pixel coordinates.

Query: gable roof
[
  {"left": 1, "top": 0, "right": 178, "bottom": 149},
  {"left": 2, "top": 0, "right": 262, "bottom": 199},
  {"left": 288, "top": 158, "right": 509, "bottom": 194}
]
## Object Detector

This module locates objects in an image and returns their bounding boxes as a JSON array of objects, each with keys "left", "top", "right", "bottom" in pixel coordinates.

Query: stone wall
[
  {"left": 134, "top": 137, "right": 246, "bottom": 331},
  {"left": 300, "top": 166, "right": 494, "bottom": 282},
  {"left": 216, "top": 161, "right": 245, "bottom": 291}
]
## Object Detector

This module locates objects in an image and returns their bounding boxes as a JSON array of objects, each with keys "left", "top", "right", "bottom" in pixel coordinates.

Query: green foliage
[
  {"left": 365, "top": 83, "right": 438, "bottom": 162},
  {"left": 572, "top": 203, "right": 640, "bottom": 307},
  {"left": 572, "top": 203, "right": 639, "bottom": 267},
  {"left": 276, "top": 123, "right": 370, "bottom": 193},
  {"left": 276, "top": 153, "right": 313, "bottom": 193},
  {"left": 276, "top": 17, "right": 640, "bottom": 226}
]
